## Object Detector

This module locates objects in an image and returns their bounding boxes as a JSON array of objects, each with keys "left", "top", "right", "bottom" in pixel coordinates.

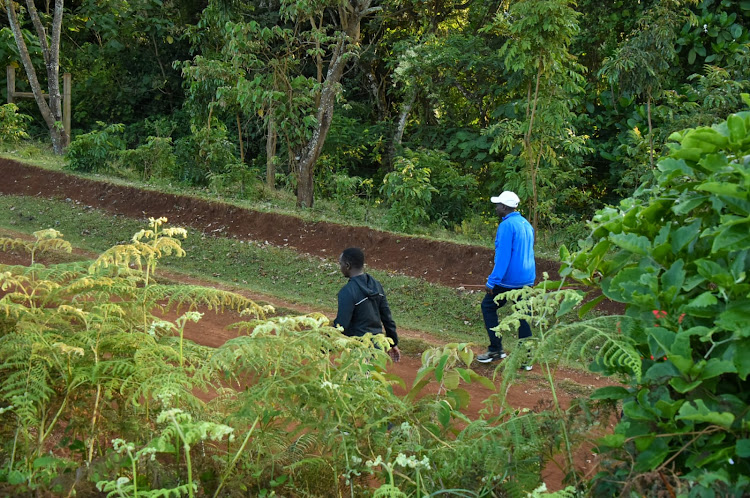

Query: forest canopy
[{"left": 1, "top": 0, "right": 748, "bottom": 232}]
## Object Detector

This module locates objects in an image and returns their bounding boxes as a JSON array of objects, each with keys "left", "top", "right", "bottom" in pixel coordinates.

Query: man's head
[
  {"left": 491, "top": 191, "right": 520, "bottom": 217},
  {"left": 339, "top": 247, "right": 365, "bottom": 277}
]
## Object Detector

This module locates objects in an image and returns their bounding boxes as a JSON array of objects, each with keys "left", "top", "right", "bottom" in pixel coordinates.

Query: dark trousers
[{"left": 481, "top": 285, "right": 531, "bottom": 353}]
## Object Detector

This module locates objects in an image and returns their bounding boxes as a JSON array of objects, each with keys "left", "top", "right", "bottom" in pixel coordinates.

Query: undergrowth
[{"left": 0, "top": 220, "right": 604, "bottom": 497}]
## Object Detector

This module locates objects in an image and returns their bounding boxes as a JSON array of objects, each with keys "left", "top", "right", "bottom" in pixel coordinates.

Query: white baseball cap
[{"left": 490, "top": 191, "right": 520, "bottom": 208}]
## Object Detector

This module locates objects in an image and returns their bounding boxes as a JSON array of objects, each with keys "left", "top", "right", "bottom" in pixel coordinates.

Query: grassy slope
[{"left": 0, "top": 194, "right": 488, "bottom": 346}]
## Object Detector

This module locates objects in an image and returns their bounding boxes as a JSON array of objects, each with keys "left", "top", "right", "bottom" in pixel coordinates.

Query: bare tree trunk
[
  {"left": 266, "top": 115, "right": 277, "bottom": 188},
  {"left": 5, "top": 0, "right": 68, "bottom": 153}
]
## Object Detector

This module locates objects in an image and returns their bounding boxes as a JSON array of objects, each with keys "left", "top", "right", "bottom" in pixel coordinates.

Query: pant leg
[{"left": 481, "top": 287, "right": 508, "bottom": 352}]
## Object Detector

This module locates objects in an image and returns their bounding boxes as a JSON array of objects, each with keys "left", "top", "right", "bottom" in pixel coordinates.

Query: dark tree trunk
[{"left": 295, "top": 0, "right": 376, "bottom": 208}]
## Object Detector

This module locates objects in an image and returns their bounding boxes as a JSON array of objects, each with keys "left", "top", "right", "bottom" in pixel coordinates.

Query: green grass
[{"left": 0, "top": 194, "right": 490, "bottom": 345}]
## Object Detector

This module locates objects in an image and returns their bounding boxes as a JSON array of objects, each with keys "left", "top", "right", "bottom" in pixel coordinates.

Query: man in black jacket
[{"left": 333, "top": 247, "right": 401, "bottom": 362}]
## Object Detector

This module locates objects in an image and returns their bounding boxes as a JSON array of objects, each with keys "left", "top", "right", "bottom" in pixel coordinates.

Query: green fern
[{"left": 0, "top": 229, "right": 72, "bottom": 265}]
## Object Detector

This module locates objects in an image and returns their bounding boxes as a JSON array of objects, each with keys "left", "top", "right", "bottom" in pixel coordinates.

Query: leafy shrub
[
  {"left": 119, "top": 136, "right": 178, "bottom": 180},
  {"left": 414, "top": 148, "right": 478, "bottom": 227},
  {"left": 0, "top": 103, "right": 31, "bottom": 143},
  {"left": 65, "top": 122, "right": 126, "bottom": 172},
  {"left": 174, "top": 121, "right": 239, "bottom": 185},
  {"left": 562, "top": 97, "right": 750, "bottom": 495},
  {"left": 380, "top": 153, "right": 437, "bottom": 232}
]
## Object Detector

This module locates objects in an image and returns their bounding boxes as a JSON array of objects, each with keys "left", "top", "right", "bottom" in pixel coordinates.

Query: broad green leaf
[
  {"left": 736, "top": 439, "right": 750, "bottom": 457},
  {"left": 716, "top": 302, "right": 750, "bottom": 334},
  {"left": 694, "top": 259, "right": 732, "bottom": 287},
  {"left": 412, "top": 366, "right": 435, "bottom": 389},
  {"left": 698, "top": 182, "right": 749, "bottom": 201},
  {"left": 8, "top": 470, "right": 26, "bottom": 485},
  {"left": 447, "top": 387, "right": 470, "bottom": 410},
  {"left": 698, "top": 153, "right": 728, "bottom": 173},
  {"left": 443, "top": 370, "right": 460, "bottom": 390},
  {"left": 435, "top": 355, "right": 449, "bottom": 382},
  {"left": 635, "top": 440, "right": 670, "bottom": 471},
  {"left": 671, "top": 220, "right": 701, "bottom": 253},
  {"left": 661, "top": 260, "right": 685, "bottom": 303},
  {"left": 645, "top": 362, "right": 680, "bottom": 382},
  {"left": 437, "top": 402, "right": 451, "bottom": 427},
  {"left": 658, "top": 157, "right": 691, "bottom": 176},
  {"left": 469, "top": 371, "right": 496, "bottom": 391},
  {"left": 609, "top": 232, "right": 650, "bottom": 256},
  {"left": 681, "top": 128, "right": 728, "bottom": 152},
  {"left": 712, "top": 222, "right": 750, "bottom": 253},
  {"left": 598, "top": 433, "right": 625, "bottom": 448},
  {"left": 578, "top": 294, "right": 605, "bottom": 318},
  {"left": 669, "top": 377, "right": 701, "bottom": 393},
  {"left": 698, "top": 359, "right": 736, "bottom": 380},
  {"left": 457, "top": 348, "right": 474, "bottom": 367},
  {"left": 559, "top": 244, "right": 570, "bottom": 261},
  {"left": 676, "top": 399, "right": 735, "bottom": 429},
  {"left": 727, "top": 114, "right": 747, "bottom": 143},
  {"left": 406, "top": 377, "right": 431, "bottom": 402},
  {"left": 685, "top": 292, "right": 718, "bottom": 310},
  {"left": 455, "top": 367, "right": 472, "bottom": 383},
  {"left": 590, "top": 386, "right": 629, "bottom": 400},
  {"left": 672, "top": 195, "right": 710, "bottom": 215},
  {"left": 736, "top": 339, "right": 750, "bottom": 380},
  {"left": 670, "top": 354, "right": 694, "bottom": 375}
]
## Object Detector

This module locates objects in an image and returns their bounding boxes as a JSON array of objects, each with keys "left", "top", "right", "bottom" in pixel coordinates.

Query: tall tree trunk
[
  {"left": 5, "top": 0, "right": 68, "bottom": 153},
  {"left": 523, "top": 65, "right": 543, "bottom": 233},
  {"left": 296, "top": 0, "right": 376, "bottom": 208},
  {"left": 266, "top": 115, "right": 277, "bottom": 188},
  {"left": 385, "top": 85, "right": 416, "bottom": 170}
]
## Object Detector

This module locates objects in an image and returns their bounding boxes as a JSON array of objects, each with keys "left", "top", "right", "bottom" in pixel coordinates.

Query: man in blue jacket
[
  {"left": 476, "top": 191, "right": 536, "bottom": 367},
  {"left": 334, "top": 247, "right": 401, "bottom": 362}
]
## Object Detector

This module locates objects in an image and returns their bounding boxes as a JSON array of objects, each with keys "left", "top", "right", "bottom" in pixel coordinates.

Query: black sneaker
[
  {"left": 520, "top": 364, "right": 533, "bottom": 371},
  {"left": 476, "top": 351, "right": 507, "bottom": 363}
]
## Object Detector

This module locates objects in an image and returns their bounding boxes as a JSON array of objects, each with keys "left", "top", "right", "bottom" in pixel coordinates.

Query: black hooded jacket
[{"left": 333, "top": 274, "right": 398, "bottom": 346}]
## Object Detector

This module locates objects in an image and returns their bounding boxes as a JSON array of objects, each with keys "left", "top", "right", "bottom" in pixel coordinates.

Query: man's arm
[
  {"left": 333, "top": 288, "right": 354, "bottom": 333},
  {"left": 378, "top": 293, "right": 398, "bottom": 346},
  {"left": 487, "top": 223, "right": 512, "bottom": 286},
  {"left": 377, "top": 292, "right": 400, "bottom": 361}
]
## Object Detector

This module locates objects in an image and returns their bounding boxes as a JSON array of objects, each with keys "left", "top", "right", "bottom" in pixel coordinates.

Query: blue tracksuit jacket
[{"left": 486, "top": 212, "right": 536, "bottom": 288}]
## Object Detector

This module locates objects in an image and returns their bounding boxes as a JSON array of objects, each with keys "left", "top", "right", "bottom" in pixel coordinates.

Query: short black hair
[{"left": 340, "top": 247, "right": 365, "bottom": 269}]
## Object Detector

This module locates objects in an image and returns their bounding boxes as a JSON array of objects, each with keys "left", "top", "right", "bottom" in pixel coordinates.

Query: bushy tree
[{"left": 562, "top": 99, "right": 750, "bottom": 495}]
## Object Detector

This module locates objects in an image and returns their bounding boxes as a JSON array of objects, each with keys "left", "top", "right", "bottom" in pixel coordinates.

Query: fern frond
[
  {"left": 0, "top": 238, "right": 31, "bottom": 254},
  {"left": 89, "top": 244, "right": 145, "bottom": 273},
  {"left": 553, "top": 316, "right": 642, "bottom": 382},
  {"left": 33, "top": 238, "right": 73, "bottom": 257},
  {"left": 277, "top": 432, "right": 320, "bottom": 465},
  {"left": 147, "top": 284, "right": 273, "bottom": 318}
]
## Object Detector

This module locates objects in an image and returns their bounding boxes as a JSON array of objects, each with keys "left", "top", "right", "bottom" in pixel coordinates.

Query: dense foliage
[
  {"left": 561, "top": 102, "right": 750, "bottom": 495},
  {"left": 0, "top": 0, "right": 747, "bottom": 234}
]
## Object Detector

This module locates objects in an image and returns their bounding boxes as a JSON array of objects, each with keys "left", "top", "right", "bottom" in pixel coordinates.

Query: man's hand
[
  {"left": 485, "top": 284, "right": 494, "bottom": 294},
  {"left": 388, "top": 346, "right": 401, "bottom": 362}
]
